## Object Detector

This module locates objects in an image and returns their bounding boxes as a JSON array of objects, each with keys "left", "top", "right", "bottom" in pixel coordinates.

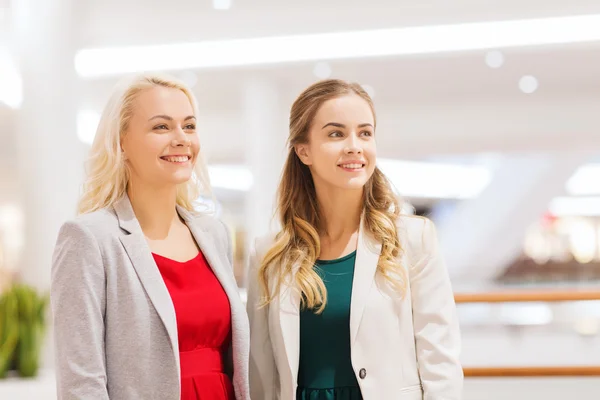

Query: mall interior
[{"left": 1, "top": 0, "right": 600, "bottom": 398}]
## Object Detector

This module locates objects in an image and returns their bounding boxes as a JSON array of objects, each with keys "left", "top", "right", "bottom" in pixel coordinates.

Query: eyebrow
[
  {"left": 148, "top": 115, "right": 196, "bottom": 122},
  {"left": 321, "top": 122, "right": 374, "bottom": 129}
]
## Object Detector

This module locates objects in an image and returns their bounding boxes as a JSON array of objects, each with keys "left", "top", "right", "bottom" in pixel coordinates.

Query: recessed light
[
  {"left": 485, "top": 50, "right": 504, "bottom": 69},
  {"left": 213, "top": 0, "right": 231, "bottom": 10},
  {"left": 519, "top": 75, "right": 539, "bottom": 94},
  {"left": 313, "top": 62, "right": 332, "bottom": 79}
]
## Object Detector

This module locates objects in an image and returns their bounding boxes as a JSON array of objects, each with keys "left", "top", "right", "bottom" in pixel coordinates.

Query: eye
[
  {"left": 184, "top": 124, "right": 196, "bottom": 131},
  {"left": 328, "top": 131, "right": 343, "bottom": 138},
  {"left": 360, "top": 130, "right": 373, "bottom": 137},
  {"left": 153, "top": 124, "right": 169, "bottom": 130}
]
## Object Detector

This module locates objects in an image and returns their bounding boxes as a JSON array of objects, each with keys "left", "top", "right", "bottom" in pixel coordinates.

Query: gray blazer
[{"left": 50, "top": 196, "right": 250, "bottom": 400}]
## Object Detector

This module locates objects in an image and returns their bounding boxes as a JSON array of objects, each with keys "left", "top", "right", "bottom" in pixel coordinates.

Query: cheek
[
  {"left": 191, "top": 135, "right": 200, "bottom": 153},
  {"left": 123, "top": 135, "right": 146, "bottom": 166},
  {"left": 129, "top": 136, "right": 166, "bottom": 166},
  {"left": 310, "top": 144, "right": 335, "bottom": 170},
  {"left": 367, "top": 138, "right": 377, "bottom": 154},
  {"left": 316, "top": 142, "right": 341, "bottom": 161},
  {"left": 366, "top": 142, "right": 377, "bottom": 162},
  {"left": 144, "top": 139, "right": 165, "bottom": 162}
]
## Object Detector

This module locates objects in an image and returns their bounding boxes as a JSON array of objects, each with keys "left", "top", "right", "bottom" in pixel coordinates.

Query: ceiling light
[
  {"left": 566, "top": 163, "right": 600, "bottom": 195},
  {"left": 208, "top": 164, "right": 253, "bottom": 191},
  {"left": 549, "top": 196, "right": 600, "bottom": 217},
  {"left": 75, "top": 13, "right": 600, "bottom": 78},
  {"left": 519, "top": 75, "right": 539, "bottom": 94},
  {"left": 206, "top": 159, "right": 491, "bottom": 198},
  {"left": 485, "top": 50, "right": 504, "bottom": 68},
  {"left": 0, "top": 48, "right": 22, "bottom": 109},
  {"left": 313, "top": 62, "right": 332, "bottom": 79},
  {"left": 212, "top": 0, "right": 231, "bottom": 10},
  {"left": 377, "top": 158, "right": 492, "bottom": 199}
]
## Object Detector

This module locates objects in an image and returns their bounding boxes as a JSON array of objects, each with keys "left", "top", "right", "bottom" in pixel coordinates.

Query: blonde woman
[
  {"left": 246, "top": 79, "right": 463, "bottom": 400},
  {"left": 51, "top": 74, "right": 250, "bottom": 400}
]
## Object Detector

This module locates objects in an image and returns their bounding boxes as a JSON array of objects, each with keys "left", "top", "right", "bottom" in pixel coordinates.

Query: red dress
[{"left": 153, "top": 251, "right": 235, "bottom": 400}]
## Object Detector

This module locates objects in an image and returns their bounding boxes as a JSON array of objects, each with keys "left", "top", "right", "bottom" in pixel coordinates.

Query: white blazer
[{"left": 246, "top": 215, "right": 463, "bottom": 400}]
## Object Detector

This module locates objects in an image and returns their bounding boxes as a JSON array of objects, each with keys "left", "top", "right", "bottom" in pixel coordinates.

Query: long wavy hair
[
  {"left": 77, "top": 73, "right": 212, "bottom": 215},
  {"left": 258, "top": 79, "right": 405, "bottom": 313}
]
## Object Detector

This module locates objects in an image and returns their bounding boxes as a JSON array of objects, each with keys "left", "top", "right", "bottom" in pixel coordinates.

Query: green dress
[{"left": 296, "top": 250, "right": 363, "bottom": 400}]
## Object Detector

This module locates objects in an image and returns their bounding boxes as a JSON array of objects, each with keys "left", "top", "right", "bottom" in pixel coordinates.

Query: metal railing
[{"left": 455, "top": 289, "right": 600, "bottom": 377}]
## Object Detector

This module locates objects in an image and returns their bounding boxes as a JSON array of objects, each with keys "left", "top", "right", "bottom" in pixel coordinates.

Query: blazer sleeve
[
  {"left": 410, "top": 218, "right": 463, "bottom": 400},
  {"left": 51, "top": 221, "right": 109, "bottom": 400},
  {"left": 246, "top": 241, "right": 280, "bottom": 400}
]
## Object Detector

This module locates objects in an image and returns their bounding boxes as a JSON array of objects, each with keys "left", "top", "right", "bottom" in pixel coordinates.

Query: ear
[
  {"left": 294, "top": 144, "right": 312, "bottom": 166},
  {"left": 120, "top": 138, "right": 128, "bottom": 160}
]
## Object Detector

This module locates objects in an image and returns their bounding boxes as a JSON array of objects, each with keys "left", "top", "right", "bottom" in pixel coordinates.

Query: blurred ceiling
[{"left": 1, "top": 0, "right": 599, "bottom": 165}]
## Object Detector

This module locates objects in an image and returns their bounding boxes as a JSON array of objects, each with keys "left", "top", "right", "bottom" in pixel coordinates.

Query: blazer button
[{"left": 359, "top": 368, "right": 367, "bottom": 379}]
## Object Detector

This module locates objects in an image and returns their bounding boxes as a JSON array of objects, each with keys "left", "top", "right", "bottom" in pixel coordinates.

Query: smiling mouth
[
  {"left": 160, "top": 155, "right": 191, "bottom": 163},
  {"left": 338, "top": 163, "right": 365, "bottom": 170}
]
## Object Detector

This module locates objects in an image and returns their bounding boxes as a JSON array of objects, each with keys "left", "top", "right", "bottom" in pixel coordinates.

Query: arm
[
  {"left": 51, "top": 221, "right": 109, "bottom": 400},
  {"left": 410, "top": 218, "right": 463, "bottom": 400},
  {"left": 246, "top": 241, "right": 280, "bottom": 400}
]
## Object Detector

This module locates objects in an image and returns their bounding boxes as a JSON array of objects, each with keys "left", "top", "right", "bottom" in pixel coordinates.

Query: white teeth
[
  {"left": 162, "top": 156, "right": 189, "bottom": 163},
  {"left": 340, "top": 163, "right": 363, "bottom": 169}
]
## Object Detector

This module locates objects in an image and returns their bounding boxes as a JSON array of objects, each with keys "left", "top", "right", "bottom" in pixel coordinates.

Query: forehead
[
  {"left": 312, "top": 94, "right": 374, "bottom": 127},
  {"left": 132, "top": 86, "right": 194, "bottom": 119}
]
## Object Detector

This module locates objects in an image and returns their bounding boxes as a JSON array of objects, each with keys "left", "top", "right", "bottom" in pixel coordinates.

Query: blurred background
[{"left": 2, "top": 0, "right": 600, "bottom": 398}]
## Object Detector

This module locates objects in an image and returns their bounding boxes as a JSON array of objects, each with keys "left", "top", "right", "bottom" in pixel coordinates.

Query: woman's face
[
  {"left": 295, "top": 94, "right": 377, "bottom": 192},
  {"left": 121, "top": 86, "right": 200, "bottom": 189}
]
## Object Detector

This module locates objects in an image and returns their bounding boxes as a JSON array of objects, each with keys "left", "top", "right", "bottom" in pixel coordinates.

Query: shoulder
[
  {"left": 396, "top": 214, "right": 438, "bottom": 259},
  {"left": 53, "top": 208, "right": 120, "bottom": 270},
  {"left": 244, "top": 231, "right": 279, "bottom": 273},
  {"left": 252, "top": 231, "right": 279, "bottom": 259},
  {"left": 57, "top": 207, "right": 119, "bottom": 244}
]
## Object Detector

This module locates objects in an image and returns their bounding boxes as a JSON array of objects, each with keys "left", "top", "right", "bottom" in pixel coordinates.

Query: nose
[
  {"left": 344, "top": 133, "right": 363, "bottom": 155},
  {"left": 171, "top": 126, "right": 191, "bottom": 147}
]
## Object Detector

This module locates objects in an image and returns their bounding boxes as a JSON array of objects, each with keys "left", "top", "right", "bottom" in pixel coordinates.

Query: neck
[
  {"left": 127, "top": 178, "right": 180, "bottom": 239},
  {"left": 315, "top": 183, "right": 363, "bottom": 242}
]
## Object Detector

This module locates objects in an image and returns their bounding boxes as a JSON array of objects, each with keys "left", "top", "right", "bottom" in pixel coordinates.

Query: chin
[
  {"left": 169, "top": 172, "right": 193, "bottom": 185},
  {"left": 337, "top": 179, "right": 369, "bottom": 190}
]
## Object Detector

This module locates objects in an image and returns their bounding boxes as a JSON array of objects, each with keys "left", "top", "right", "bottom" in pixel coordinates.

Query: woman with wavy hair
[
  {"left": 51, "top": 74, "right": 250, "bottom": 400},
  {"left": 246, "top": 79, "right": 462, "bottom": 400}
]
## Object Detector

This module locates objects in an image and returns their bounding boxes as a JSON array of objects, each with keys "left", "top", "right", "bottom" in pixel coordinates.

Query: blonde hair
[
  {"left": 77, "top": 73, "right": 212, "bottom": 215},
  {"left": 258, "top": 79, "right": 404, "bottom": 313}
]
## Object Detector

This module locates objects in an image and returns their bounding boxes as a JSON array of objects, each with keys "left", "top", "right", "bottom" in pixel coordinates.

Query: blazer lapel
[
  {"left": 274, "top": 219, "right": 381, "bottom": 388},
  {"left": 179, "top": 208, "right": 241, "bottom": 315},
  {"left": 113, "top": 196, "right": 180, "bottom": 378},
  {"left": 277, "top": 275, "right": 301, "bottom": 390},
  {"left": 350, "top": 217, "right": 381, "bottom": 345},
  {"left": 179, "top": 207, "right": 252, "bottom": 400}
]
